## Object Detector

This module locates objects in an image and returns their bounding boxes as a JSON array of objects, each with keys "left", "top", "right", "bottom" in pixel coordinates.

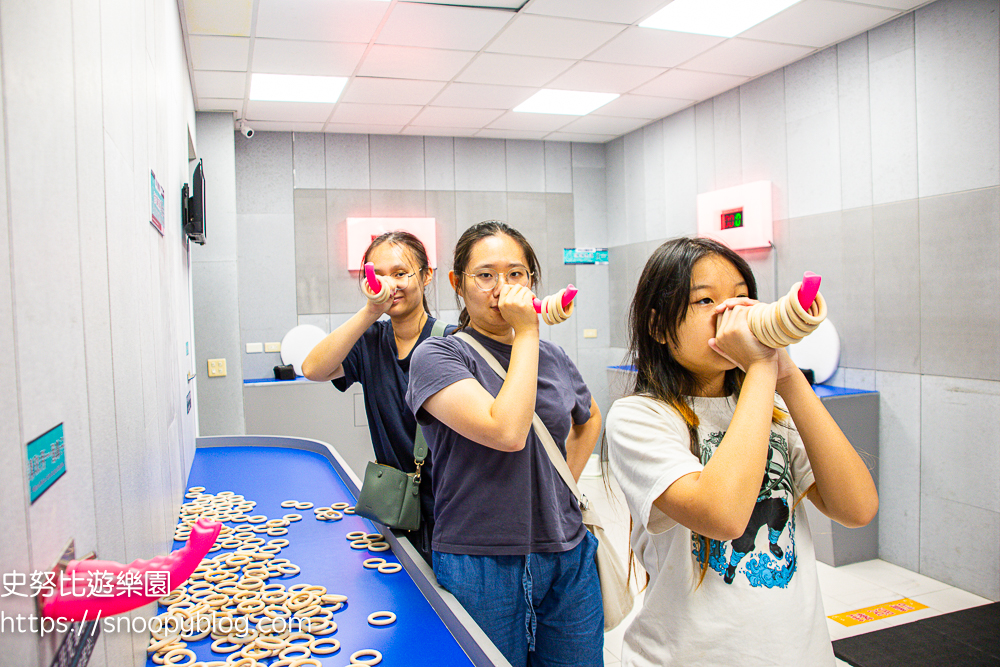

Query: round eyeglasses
[{"left": 463, "top": 267, "right": 533, "bottom": 292}]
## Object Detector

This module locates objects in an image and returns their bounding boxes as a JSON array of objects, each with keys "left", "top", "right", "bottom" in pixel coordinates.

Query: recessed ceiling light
[
  {"left": 640, "top": 0, "right": 802, "bottom": 38},
  {"left": 514, "top": 90, "right": 619, "bottom": 116},
  {"left": 250, "top": 73, "right": 348, "bottom": 104}
]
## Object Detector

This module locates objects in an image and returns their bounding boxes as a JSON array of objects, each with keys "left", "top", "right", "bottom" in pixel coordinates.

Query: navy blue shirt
[
  {"left": 406, "top": 328, "right": 591, "bottom": 556},
  {"left": 333, "top": 316, "right": 455, "bottom": 526}
]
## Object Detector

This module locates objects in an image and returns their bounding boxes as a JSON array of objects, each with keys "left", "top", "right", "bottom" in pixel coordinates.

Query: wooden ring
[
  {"left": 367, "top": 542, "right": 390, "bottom": 552},
  {"left": 362, "top": 557, "right": 386, "bottom": 569},
  {"left": 345, "top": 531, "right": 367, "bottom": 540},
  {"left": 377, "top": 563, "right": 402, "bottom": 574},
  {"left": 350, "top": 539, "right": 372, "bottom": 549},
  {"left": 367, "top": 611, "right": 396, "bottom": 626},
  {"left": 309, "top": 636, "right": 341, "bottom": 655},
  {"left": 280, "top": 500, "right": 299, "bottom": 508},
  {"left": 350, "top": 648, "right": 383, "bottom": 665}
]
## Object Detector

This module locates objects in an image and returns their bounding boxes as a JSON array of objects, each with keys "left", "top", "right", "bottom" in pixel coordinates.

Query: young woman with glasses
[
  {"left": 302, "top": 231, "right": 455, "bottom": 563},
  {"left": 405, "top": 220, "right": 604, "bottom": 667}
]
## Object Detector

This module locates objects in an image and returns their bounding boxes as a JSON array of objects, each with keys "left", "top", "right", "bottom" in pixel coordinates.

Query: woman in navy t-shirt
[
  {"left": 302, "top": 231, "right": 454, "bottom": 562},
  {"left": 406, "top": 221, "right": 604, "bottom": 667}
]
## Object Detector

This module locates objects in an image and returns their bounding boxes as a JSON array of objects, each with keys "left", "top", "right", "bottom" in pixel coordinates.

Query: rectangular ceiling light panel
[
  {"left": 250, "top": 73, "right": 348, "bottom": 103},
  {"left": 514, "top": 89, "right": 619, "bottom": 115},
  {"left": 641, "top": 0, "right": 802, "bottom": 37}
]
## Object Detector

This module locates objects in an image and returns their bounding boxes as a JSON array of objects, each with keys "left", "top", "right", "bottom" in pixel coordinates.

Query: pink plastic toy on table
[{"left": 41, "top": 518, "right": 222, "bottom": 622}]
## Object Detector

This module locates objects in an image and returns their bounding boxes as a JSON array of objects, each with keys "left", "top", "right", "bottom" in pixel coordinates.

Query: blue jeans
[{"left": 433, "top": 532, "right": 604, "bottom": 667}]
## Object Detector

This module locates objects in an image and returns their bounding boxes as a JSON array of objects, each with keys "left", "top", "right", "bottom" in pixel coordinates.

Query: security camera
[{"left": 239, "top": 122, "right": 254, "bottom": 138}]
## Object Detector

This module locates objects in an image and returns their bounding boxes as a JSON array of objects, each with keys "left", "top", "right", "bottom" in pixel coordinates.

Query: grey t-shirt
[{"left": 406, "top": 328, "right": 591, "bottom": 556}]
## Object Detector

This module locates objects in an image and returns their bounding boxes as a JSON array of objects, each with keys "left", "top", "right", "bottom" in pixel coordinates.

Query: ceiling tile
[
  {"left": 545, "top": 131, "right": 615, "bottom": 143},
  {"left": 432, "top": 83, "right": 536, "bottom": 109},
  {"left": 188, "top": 35, "right": 249, "bottom": 71},
  {"left": 325, "top": 122, "right": 407, "bottom": 135},
  {"left": 342, "top": 78, "right": 447, "bottom": 106},
  {"left": 376, "top": 3, "right": 513, "bottom": 51},
  {"left": 402, "top": 126, "right": 479, "bottom": 137},
  {"left": 559, "top": 114, "right": 650, "bottom": 135},
  {"left": 332, "top": 103, "right": 423, "bottom": 125},
  {"left": 486, "top": 111, "right": 577, "bottom": 131},
  {"left": 547, "top": 61, "right": 665, "bottom": 94},
  {"left": 850, "top": 0, "right": 930, "bottom": 8},
  {"left": 486, "top": 15, "right": 626, "bottom": 59},
  {"left": 633, "top": 68, "right": 748, "bottom": 99},
  {"left": 681, "top": 38, "right": 815, "bottom": 77},
  {"left": 186, "top": 0, "right": 251, "bottom": 36},
  {"left": 247, "top": 100, "right": 335, "bottom": 123},
  {"left": 357, "top": 45, "right": 477, "bottom": 81},
  {"left": 400, "top": 0, "right": 524, "bottom": 7},
  {"left": 255, "top": 0, "right": 389, "bottom": 42},
  {"left": 523, "top": 0, "right": 670, "bottom": 25},
  {"left": 411, "top": 106, "right": 506, "bottom": 128},
  {"left": 595, "top": 94, "right": 692, "bottom": 119},
  {"left": 251, "top": 39, "right": 366, "bottom": 76},
  {"left": 193, "top": 70, "right": 247, "bottom": 99},
  {"left": 196, "top": 98, "right": 243, "bottom": 113},
  {"left": 455, "top": 53, "right": 575, "bottom": 87},
  {"left": 740, "top": 0, "right": 898, "bottom": 48},
  {"left": 587, "top": 27, "right": 724, "bottom": 68},
  {"left": 476, "top": 128, "right": 550, "bottom": 140}
]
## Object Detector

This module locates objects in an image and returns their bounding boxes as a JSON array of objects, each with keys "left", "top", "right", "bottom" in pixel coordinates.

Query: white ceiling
[{"left": 182, "top": 0, "right": 932, "bottom": 143}]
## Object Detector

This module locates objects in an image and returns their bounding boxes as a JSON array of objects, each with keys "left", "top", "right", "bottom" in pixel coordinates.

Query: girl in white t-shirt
[{"left": 606, "top": 237, "right": 878, "bottom": 667}]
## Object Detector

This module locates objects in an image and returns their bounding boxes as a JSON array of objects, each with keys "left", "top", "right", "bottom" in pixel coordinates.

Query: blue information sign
[
  {"left": 27, "top": 423, "right": 66, "bottom": 503},
  {"left": 563, "top": 247, "right": 609, "bottom": 265}
]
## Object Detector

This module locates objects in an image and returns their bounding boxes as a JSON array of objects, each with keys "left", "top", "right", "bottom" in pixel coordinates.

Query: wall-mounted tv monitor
[{"left": 183, "top": 159, "right": 206, "bottom": 245}]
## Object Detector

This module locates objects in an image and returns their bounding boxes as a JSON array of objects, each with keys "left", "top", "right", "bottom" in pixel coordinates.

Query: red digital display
[{"left": 722, "top": 209, "right": 743, "bottom": 230}]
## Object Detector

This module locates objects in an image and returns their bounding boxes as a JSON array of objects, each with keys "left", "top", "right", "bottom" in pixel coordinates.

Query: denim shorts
[{"left": 433, "top": 531, "right": 604, "bottom": 667}]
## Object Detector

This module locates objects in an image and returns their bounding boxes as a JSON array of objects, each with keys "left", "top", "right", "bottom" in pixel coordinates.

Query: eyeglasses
[
  {"left": 374, "top": 270, "right": 416, "bottom": 288},
  {"left": 463, "top": 267, "right": 533, "bottom": 292}
]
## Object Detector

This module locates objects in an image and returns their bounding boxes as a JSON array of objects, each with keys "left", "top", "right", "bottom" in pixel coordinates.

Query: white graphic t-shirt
[{"left": 607, "top": 394, "right": 834, "bottom": 667}]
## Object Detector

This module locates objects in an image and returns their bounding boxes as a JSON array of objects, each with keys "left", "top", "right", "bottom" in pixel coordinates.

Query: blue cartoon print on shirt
[{"left": 691, "top": 431, "right": 797, "bottom": 588}]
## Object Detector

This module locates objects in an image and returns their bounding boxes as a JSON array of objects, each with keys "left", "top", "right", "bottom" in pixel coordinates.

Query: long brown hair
[
  {"left": 451, "top": 220, "right": 541, "bottom": 330},
  {"left": 362, "top": 231, "right": 432, "bottom": 315}
]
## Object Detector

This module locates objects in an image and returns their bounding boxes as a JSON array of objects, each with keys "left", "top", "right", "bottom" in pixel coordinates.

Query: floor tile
[
  {"left": 911, "top": 587, "right": 992, "bottom": 613},
  {"left": 837, "top": 559, "right": 950, "bottom": 597}
]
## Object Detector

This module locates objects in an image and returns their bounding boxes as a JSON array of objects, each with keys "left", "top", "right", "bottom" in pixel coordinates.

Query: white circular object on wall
[
  {"left": 787, "top": 318, "right": 840, "bottom": 385},
  {"left": 280, "top": 325, "right": 328, "bottom": 377}
]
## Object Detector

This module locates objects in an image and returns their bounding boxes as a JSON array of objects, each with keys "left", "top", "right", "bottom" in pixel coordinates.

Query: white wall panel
[
  {"left": 236, "top": 131, "right": 293, "bottom": 213},
  {"left": 505, "top": 139, "right": 546, "bottom": 192},
  {"left": 876, "top": 372, "right": 921, "bottom": 571},
  {"left": 739, "top": 70, "right": 788, "bottom": 221},
  {"left": 915, "top": 0, "right": 1000, "bottom": 197},
  {"left": 785, "top": 48, "right": 841, "bottom": 218},
  {"left": 712, "top": 88, "right": 742, "bottom": 190},
  {"left": 920, "top": 495, "right": 999, "bottom": 600},
  {"left": 624, "top": 130, "right": 646, "bottom": 243},
  {"left": 293, "top": 132, "right": 326, "bottom": 189},
  {"left": 606, "top": 137, "right": 627, "bottom": 247},
  {"left": 326, "top": 133, "right": 371, "bottom": 189},
  {"left": 643, "top": 121, "right": 666, "bottom": 241},
  {"left": 455, "top": 137, "right": 507, "bottom": 191},
  {"left": 694, "top": 100, "right": 715, "bottom": 195},
  {"left": 869, "top": 14, "right": 918, "bottom": 204},
  {"left": 661, "top": 107, "right": 698, "bottom": 238},
  {"left": 544, "top": 141, "right": 572, "bottom": 193},
  {"left": 838, "top": 33, "right": 874, "bottom": 210},
  {"left": 424, "top": 136, "right": 456, "bottom": 190},
  {"left": 371, "top": 134, "right": 426, "bottom": 190}
]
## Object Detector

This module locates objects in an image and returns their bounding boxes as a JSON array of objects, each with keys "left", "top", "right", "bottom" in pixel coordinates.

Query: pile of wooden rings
[
  {"left": 150, "top": 487, "right": 399, "bottom": 666},
  {"left": 747, "top": 281, "right": 828, "bottom": 349},
  {"left": 537, "top": 288, "right": 575, "bottom": 325}
]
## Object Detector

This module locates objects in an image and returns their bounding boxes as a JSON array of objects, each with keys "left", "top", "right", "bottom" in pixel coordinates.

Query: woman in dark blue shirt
[{"left": 302, "top": 231, "right": 453, "bottom": 562}]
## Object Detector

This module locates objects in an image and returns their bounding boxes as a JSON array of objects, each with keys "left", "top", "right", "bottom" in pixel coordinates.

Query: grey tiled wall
[{"left": 603, "top": 0, "right": 1000, "bottom": 600}]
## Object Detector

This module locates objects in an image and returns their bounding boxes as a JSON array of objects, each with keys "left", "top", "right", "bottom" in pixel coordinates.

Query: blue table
[{"left": 146, "top": 435, "right": 508, "bottom": 667}]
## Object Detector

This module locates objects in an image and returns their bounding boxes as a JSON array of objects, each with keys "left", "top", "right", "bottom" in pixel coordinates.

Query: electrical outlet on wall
[
  {"left": 264, "top": 342, "right": 281, "bottom": 353},
  {"left": 208, "top": 359, "right": 227, "bottom": 377}
]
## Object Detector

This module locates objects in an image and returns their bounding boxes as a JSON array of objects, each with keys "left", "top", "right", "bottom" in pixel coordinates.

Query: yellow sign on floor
[{"left": 829, "top": 598, "right": 928, "bottom": 626}]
